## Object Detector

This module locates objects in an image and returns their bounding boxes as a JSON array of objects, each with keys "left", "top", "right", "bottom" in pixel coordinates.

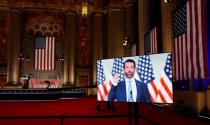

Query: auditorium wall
[{"left": 174, "top": 90, "right": 207, "bottom": 114}]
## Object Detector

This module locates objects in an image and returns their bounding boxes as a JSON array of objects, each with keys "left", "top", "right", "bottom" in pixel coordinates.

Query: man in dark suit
[{"left": 108, "top": 59, "right": 151, "bottom": 102}]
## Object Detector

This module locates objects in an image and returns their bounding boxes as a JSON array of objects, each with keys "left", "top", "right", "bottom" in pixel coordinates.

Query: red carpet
[{"left": 0, "top": 97, "right": 208, "bottom": 125}]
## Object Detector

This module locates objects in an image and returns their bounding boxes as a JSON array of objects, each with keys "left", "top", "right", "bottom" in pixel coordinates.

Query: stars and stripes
[
  {"left": 137, "top": 56, "right": 155, "bottom": 84},
  {"left": 172, "top": 0, "right": 208, "bottom": 80},
  {"left": 144, "top": 27, "right": 158, "bottom": 54},
  {"left": 97, "top": 60, "right": 112, "bottom": 101},
  {"left": 173, "top": 4, "right": 187, "bottom": 38},
  {"left": 137, "top": 55, "right": 157, "bottom": 103},
  {"left": 97, "top": 58, "right": 125, "bottom": 101},
  {"left": 34, "top": 36, "right": 55, "bottom": 70},
  {"left": 111, "top": 58, "right": 124, "bottom": 81},
  {"left": 164, "top": 54, "right": 173, "bottom": 81},
  {"left": 137, "top": 54, "right": 173, "bottom": 103}
]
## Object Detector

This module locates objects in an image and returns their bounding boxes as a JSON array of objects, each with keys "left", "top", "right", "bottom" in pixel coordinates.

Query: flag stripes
[
  {"left": 97, "top": 60, "right": 112, "bottom": 101},
  {"left": 147, "top": 80, "right": 158, "bottom": 103},
  {"left": 34, "top": 36, "right": 55, "bottom": 71},
  {"left": 157, "top": 54, "right": 173, "bottom": 103},
  {"left": 150, "top": 27, "right": 157, "bottom": 54},
  {"left": 137, "top": 55, "right": 157, "bottom": 103},
  {"left": 144, "top": 27, "right": 158, "bottom": 54},
  {"left": 173, "top": 0, "right": 207, "bottom": 80},
  {"left": 137, "top": 54, "right": 173, "bottom": 103},
  {"left": 158, "top": 72, "right": 173, "bottom": 103}
]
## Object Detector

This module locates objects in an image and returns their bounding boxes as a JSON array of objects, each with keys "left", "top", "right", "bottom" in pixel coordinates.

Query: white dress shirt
[{"left": 125, "top": 78, "right": 137, "bottom": 102}]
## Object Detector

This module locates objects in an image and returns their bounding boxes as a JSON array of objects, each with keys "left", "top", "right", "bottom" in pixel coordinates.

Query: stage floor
[{"left": 0, "top": 97, "right": 209, "bottom": 125}]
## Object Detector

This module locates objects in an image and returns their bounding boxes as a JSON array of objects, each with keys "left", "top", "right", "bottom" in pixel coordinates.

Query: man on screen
[{"left": 108, "top": 59, "right": 151, "bottom": 102}]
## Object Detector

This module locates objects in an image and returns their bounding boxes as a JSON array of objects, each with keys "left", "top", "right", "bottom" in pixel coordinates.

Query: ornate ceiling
[
  {"left": 0, "top": 0, "right": 128, "bottom": 37},
  {"left": 0, "top": 0, "right": 125, "bottom": 12},
  {"left": 25, "top": 13, "right": 64, "bottom": 36},
  {"left": 0, "top": 0, "right": 131, "bottom": 62}
]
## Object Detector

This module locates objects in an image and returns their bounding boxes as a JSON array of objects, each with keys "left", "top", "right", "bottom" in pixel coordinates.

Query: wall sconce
[
  {"left": 59, "top": 56, "right": 64, "bottom": 61},
  {"left": 25, "top": 55, "right": 31, "bottom": 61},
  {"left": 123, "top": 36, "right": 132, "bottom": 46},
  {"left": 18, "top": 53, "right": 31, "bottom": 61},
  {"left": 56, "top": 55, "right": 64, "bottom": 61},
  {"left": 122, "top": 36, "right": 132, "bottom": 56},
  {"left": 18, "top": 52, "right": 24, "bottom": 61}
]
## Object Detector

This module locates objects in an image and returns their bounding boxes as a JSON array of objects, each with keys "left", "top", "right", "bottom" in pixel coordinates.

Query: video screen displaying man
[
  {"left": 108, "top": 59, "right": 151, "bottom": 102},
  {"left": 97, "top": 53, "right": 173, "bottom": 103}
]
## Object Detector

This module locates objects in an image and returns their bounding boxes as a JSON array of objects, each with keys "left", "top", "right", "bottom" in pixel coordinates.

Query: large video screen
[{"left": 97, "top": 53, "right": 173, "bottom": 103}]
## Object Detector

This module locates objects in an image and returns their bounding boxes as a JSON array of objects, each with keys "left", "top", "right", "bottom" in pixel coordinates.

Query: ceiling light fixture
[
  {"left": 81, "top": 2, "right": 88, "bottom": 18},
  {"left": 163, "top": 0, "right": 173, "bottom": 3}
]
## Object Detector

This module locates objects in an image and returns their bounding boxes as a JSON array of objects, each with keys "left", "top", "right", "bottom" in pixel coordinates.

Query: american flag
[
  {"left": 144, "top": 27, "right": 157, "bottom": 54},
  {"left": 97, "top": 58, "right": 124, "bottom": 101},
  {"left": 34, "top": 36, "right": 55, "bottom": 70},
  {"left": 137, "top": 54, "right": 173, "bottom": 103},
  {"left": 172, "top": 0, "right": 208, "bottom": 80},
  {"left": 157, "top": 53, "right": 173, "bottom": 103},
  {"left": 97, "top": 60, "right": 112, "bottom": 101},
  {"left": 111, "top": 58, "right": 124, "bottom": 81},
  {"left": 137, "top": 55, "right": 157, "bottom": 102},
  {"left": 164, "top": 54, "right": 173, "bottom": 81}
]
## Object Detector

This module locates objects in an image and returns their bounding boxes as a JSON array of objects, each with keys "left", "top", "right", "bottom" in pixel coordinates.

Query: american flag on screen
[
  {"left": 158, "top": 53, "right": 173, "bottom": 103},
  {"left": 111, "top": 58, "right": 124, "bottom": 81},
  {"left": 137, "top": 55, "right": 157, "bottom": 102},
  {"left": 164, "top": 54, "right": 173, "bottom": 82},
  {"left": 34, "top": 36, "right": 55, "bottom": 70},
  {"left": 97, "top": 58, "right": 125, "bottom": 101},
  {"left": 97, "top": 60, "right": 112, "bottom": 101},
  {"left": 172, "top": 0, "right": 208, "bottom": 80},
  {"left": 137, "top": 54, "right": 173, "bottom": 103},
  {"left": 144, "top": 27, "right": 157, "bottom": 54}
]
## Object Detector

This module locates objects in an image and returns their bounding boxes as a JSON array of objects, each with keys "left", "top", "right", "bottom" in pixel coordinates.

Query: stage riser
[{"left": 0, "top": 88, "right": 86, "bottom": 100}]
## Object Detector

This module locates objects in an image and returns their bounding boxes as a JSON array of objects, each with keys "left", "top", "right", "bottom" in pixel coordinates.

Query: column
[
  {"left": 63, "top": 12, "right": 76, "bottom": 85},
  {"left": 92, "top": 12, "right": 103, "bottom": 84},
  {"left": 107, "top": 3, "right": 124, "bottom": 58},
  {"left": 7, "top": 9, "right": 21, "bottom": 84},
  {"left": 124, "top": 0, "right": 137, "bottom": 56},
  {"left": 138, "top": 0, "right": 146, "bottom": 55},
  {"left": 161, "top": 1, "right": 173, "bottom": 52}
]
